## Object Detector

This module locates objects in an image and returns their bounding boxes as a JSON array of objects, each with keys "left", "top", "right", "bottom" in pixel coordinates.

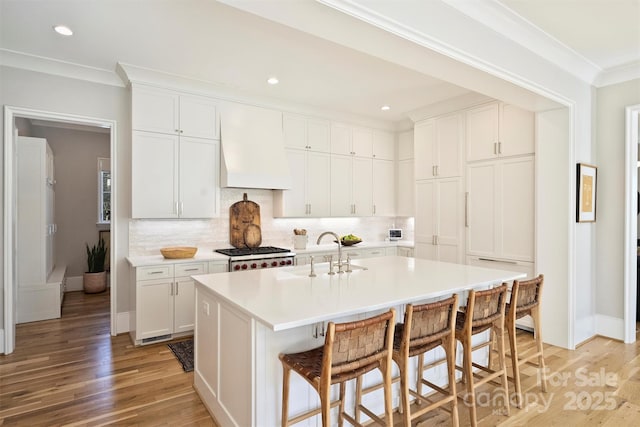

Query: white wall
[
  {"left": 0, "top": 66, "right": 131, "bottom": 327},
  {"left": 596, "top": 79, "right": 640, "bottom": 323}
]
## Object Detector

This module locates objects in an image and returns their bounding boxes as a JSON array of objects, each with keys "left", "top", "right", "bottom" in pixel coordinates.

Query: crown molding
[
  {"left": 594, "top": 60, "right": 640, "bottom": 88},
  {"left": 406, "top": 92, "right": 494, "bottom": 123},
  {"left": 440, "top": 0, "right": 602, "bottom": 85},
  {"left": 0, "top": 49, "right": 123, "bottom": 87}
]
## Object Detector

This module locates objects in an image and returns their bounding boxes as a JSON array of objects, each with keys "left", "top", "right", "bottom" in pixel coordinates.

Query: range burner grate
[{"left": 215, "top": 246, "right": 290, "bottom": 257}]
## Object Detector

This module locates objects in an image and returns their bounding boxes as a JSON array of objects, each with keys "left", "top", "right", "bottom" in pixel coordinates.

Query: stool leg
[
  {"left": 339, "top": 382, "right": 346, "bottom": 427},
  {"left": 399, "top": 356, "right": 411, "bottom": 427},
  {"left": 380, "top": 363, "right": 394, "bottom": 427},
  {"left": 462, "top": 337, "right": 477, "bottom": 427},
  {"left": 496, "top": 321, "right": 511, "bottom": 416},
  {"left": 532, "top": 306, "right": 547, "bottom": 393},
  {"left": 281, "top": 365, "right": 290, "bottom": 427},
  {"left": 416, "top": 353, "right": 424, "bottom": 405},
  {"left": 444, "top": 336, "right": 459, "bottom": 427},
  {"left": 355, "top": 375, "right": 363, "bottom": 423},
  {"left": 506, "top": 314, "right": 522, "bottom": 409},
  {"left": 320, "top": 383, "right": 331, "bottom": 427}
]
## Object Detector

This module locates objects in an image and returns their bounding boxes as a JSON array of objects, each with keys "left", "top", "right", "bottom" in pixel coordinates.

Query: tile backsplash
[{"left": 129, "top": 188, "right": 414, "bottom": 256}]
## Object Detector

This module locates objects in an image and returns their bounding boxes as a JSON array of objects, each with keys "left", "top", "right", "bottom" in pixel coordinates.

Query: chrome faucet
[{"left": 317, "top": 231, "right": 344, "bottom": 273}]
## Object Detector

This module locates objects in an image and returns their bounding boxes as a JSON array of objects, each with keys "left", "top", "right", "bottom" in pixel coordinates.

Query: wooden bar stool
[
  {"left": 279, "top": 309, "right": 396, "bottom": 427},
  {"left": 392, "top": 295, "right": 460, "bottom": 427},
  {"left": 455, "top": 284, "right": 509, "bottom": 427},
  {"left": 506, "top": 274, "right": 547, "bottom": 408}
]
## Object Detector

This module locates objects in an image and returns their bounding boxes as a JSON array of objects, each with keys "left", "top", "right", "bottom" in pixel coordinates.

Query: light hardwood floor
[
  {"left": 1, "top": 291, "right": 639, "bottom": 426},
  {"left": 0, "top": 291, "right": 217, "bottom": 426}
]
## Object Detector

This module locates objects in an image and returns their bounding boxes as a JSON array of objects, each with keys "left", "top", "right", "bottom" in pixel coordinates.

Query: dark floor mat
[{"left": 167, "top": 339, "right": 194, "bottom": 372}]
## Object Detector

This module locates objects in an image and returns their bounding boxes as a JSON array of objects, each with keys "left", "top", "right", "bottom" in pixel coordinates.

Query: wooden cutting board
[{"left": 230, "top": 193, "right": 261, "bottom": 248}]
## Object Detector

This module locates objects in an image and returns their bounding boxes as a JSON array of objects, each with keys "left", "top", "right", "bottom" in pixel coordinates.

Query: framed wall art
[{"left": 576, "top": 163, "right": 597, "bottom": 223}]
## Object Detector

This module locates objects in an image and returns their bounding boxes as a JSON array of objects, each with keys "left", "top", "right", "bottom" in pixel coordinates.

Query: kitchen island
[{"left": 192, "top": 256, "right": 525, "bottom": 427}]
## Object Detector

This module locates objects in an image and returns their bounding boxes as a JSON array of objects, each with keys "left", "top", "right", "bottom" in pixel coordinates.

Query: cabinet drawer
[
  {"left": 175, "top": 262, "right": 207, "bottom": 278},
  {"left": 137, "top": 265, "right": 174, "bottom": 281}
]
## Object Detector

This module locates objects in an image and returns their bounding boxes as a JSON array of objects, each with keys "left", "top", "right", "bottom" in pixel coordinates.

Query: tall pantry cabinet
[
  {"left": 413, "top": 113, "right": 464, "bottom": 263},
  {"left": 17, "top": 136, "right": 66, "bottom": 323},
  {"left": 465, "top": 102, "right": 536, "bottom": 330}
]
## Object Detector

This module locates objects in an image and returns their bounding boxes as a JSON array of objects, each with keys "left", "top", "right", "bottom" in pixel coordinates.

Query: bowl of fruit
[{"left": 339, "top": 234, "right": 362, "bottom": 246}]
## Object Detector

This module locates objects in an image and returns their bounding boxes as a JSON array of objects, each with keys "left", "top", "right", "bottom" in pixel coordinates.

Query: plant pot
[{"left": 83, "top": 271, "right": 107, "bottom": 294}]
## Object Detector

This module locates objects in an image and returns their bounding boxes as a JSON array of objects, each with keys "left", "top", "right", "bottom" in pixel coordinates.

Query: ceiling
[
  {"left": 500, "top": 0, "right": 640, "bottom": 71},
  {"left": 1, "top": 0, "right": 638, "bottom": 124}
]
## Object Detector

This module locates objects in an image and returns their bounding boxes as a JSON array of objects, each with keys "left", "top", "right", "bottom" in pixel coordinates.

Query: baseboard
[
  {"left": 0, "top": 329, "right": 5, "bottom": 354},
  {"left": 595, "top": 314, "right": 625, "bottom": 341},
  {"left": 116, "top": 311, "right": 130, "bottom": 334},
  {"left": 65, "top": 276, "right": 83, "bottom": 292}
]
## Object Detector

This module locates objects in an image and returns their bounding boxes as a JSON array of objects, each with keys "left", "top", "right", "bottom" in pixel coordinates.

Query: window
[{"left": 98, "top": 158, "right": 111, "bottom": 224}]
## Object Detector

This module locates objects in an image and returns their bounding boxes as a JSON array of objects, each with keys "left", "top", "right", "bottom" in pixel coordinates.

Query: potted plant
[{"left": 84, "top": 237, "right": 108, "bottom": 293}]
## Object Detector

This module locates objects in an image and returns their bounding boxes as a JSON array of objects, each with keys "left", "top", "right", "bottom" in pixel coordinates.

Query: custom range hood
[{"left": 219, "top": 101, "right": 292, "bottom": 190}]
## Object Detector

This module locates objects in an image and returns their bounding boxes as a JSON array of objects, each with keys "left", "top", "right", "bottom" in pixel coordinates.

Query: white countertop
[
  {"left": 193, "top": 255, "right": 524, "bottom": 332},
  {"left": 126, "top": 251, "right": 229, "bottom": 267},
  {"left": 126, "top": 241, "right": 413, "bottom": 266}
]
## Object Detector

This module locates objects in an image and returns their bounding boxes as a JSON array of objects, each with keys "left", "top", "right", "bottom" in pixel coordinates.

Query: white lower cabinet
[
  {"left": 131, "top": 261, "right": 207, "bottom": 345},
  {"left": 415, "top": 178, "right": 463, "bottom": 263},
  {"left": 396, "top": 247, "right": 414, "bottom": 257},
  {"left": 466, "top": 156, "right": 534, "bottom": 262}
]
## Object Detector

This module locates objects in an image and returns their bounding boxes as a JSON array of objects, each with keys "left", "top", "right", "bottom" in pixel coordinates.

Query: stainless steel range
[{"left": 215, "top": 246, "right": 295, "bottom": 271}]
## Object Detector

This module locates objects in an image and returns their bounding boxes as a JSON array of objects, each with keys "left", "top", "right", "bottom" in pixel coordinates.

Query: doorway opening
[
  {"left": 3, "top": 106, "right": 117, "bottom": 354},
  {"left": 624, "top": 104, "right": 640, "bottom": 344}
]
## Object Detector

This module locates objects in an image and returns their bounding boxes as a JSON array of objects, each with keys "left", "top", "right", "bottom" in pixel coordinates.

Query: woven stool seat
[{"left": 279, "top": 309, "right": 396, "bottom": 426}]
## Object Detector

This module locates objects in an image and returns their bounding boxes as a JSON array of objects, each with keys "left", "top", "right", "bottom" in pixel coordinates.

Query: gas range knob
[
  {"left": 261, "top": 262, "right": 268, "bottom": 268},
  {"left": 271, "top": 261, "right": 278, "bottom": 267},
  {"left": 241, "top": 264, "right": 248, "bottom": 270},
  {"left": 286, "top": 259, "right": 292, "bottom": 265},
  {"left": 279, "top": 260, "right": 286, "bottom": 266},
  {"left": 251, "top": 263, "right": 257, "bottom": 269},
  {"left": 234, "top": 265, "right": 241, "bottom": 271}
]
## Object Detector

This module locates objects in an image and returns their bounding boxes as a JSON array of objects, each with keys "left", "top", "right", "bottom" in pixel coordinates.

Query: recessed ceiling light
[
  {"left": 381, "top": 105, "right": 391, "bottom": 111},
  {"left": 53, "top": 25, "right": 73, "bottom": 36},
  {"left": 267, "top": 77, "right": 279, "bottom": 85}
]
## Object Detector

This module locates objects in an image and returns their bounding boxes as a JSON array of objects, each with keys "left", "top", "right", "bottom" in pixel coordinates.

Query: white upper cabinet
[
  {"left": 179, "top": 137, "right": 219, "bottom": 218},
  {"left": 330, "top": 155, "right": 373, "bottom": 216},
  {"left": 283, "top": 113, "right": 330, "bottom": 152},
  {"left": 132, "top": 132, "right": 180, "bottom": 219},
  {"left": 466, "top": 102, "right": 534, "bottom": 162},
  {"left": 331, "top": 123, "right": 374, "bottom": 157},
  {"left": 273, "top": 149, "right": 331, "bottom": 217},
  {"left": 131, "top": 84, "right": 219, "bottom": 219},
  {"left": 373, "top": 159, "right": 395, "bottom": 216},
  {"left": 132, "top": 85, "right": 218, "bottom": 139},
  {"left": 396, "top": 159, "right": 414, "bottom": 216},
  {"left": 372, "top": 130, "right": 395, "bottom": 160},
  {"left": 414, "top": 112, "right": 463, "bottom": 180},
  {"left": 330, "top": 123, "right": 352, "bottom": 156},
  {"left": 351, "top": 127, "right": 373, "bottom": 157}
]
